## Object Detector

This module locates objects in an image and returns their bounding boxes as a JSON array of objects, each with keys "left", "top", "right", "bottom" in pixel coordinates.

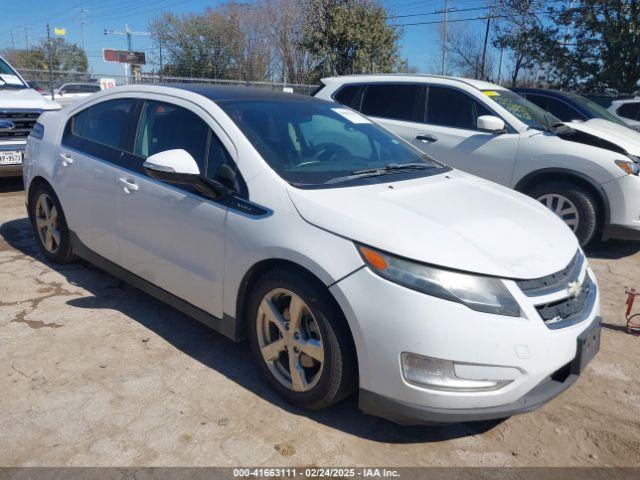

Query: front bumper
[
  {"left": 360, "top": 316, "right": 600, "bottom": 424},
  {"left": 0, "top": 143, "right": 25, "bottom": 178},
  {"left": 602, "top": 174, "right": 640, "bottom": 241},
  {"left": 330, "top": 262, "right": 600, "bottom": 424}
]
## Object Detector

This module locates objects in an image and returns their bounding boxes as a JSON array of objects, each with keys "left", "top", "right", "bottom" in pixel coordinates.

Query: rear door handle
[
  {"left": 415, "top": 133, "right": 438, "bottom": 143},
  {"left": 58, "top": 152, "right": 73, "bottom": 166},
  {"left": 118, "top": 177, "right": 139, "bottom": 193}
]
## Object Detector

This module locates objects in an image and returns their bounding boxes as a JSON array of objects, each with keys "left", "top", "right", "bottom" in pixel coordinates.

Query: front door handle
[
  {"left": 415, "top": 133, "right": 438, "bottom": 143},
  {"left": 58, "top": 152, "right": 73, "bottom": 166},
  {"left": 118, "top": 177, "right": 139, "bottom": 193}
]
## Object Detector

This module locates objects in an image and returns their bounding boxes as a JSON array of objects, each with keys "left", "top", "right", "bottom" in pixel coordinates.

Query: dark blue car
[{"left": 511, "top": 88, "right": 633, "bottom": 129}]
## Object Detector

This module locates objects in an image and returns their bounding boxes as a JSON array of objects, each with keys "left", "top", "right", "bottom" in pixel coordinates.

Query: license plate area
[
  {"left": 571, "top": 317, "right": 601, "bottom": 375},
  {"left": 0, "top": 150, "right": 23, "bottom": 165}
]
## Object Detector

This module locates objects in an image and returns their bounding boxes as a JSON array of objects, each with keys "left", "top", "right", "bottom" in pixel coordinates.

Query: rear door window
[
  {"left": 360, "top": 84, "right": 426, "bottom": 123},
  {"left": 63, "top": 98, "right": 139, "bottom": 160}
]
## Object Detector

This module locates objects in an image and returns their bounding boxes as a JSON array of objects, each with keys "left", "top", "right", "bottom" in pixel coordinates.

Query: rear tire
[
  {"left": 29, "top": 184, "right": 74, "bottom": 264},
  {"left": 528, "top": 181, "right": 599, "bottom": 247},
  {"left": 247, "top": 268, "right": 357, "bottom": 410}
]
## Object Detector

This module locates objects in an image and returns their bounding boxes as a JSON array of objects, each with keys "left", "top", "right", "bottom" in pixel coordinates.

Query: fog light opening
[{"left": 401, "top": 353, "right": 512, "bottom": 392}]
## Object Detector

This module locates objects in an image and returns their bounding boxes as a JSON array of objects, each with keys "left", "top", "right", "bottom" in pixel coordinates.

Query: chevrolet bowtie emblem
[{"left": 568, "top": 280, "right": 582, "bottom": 298}]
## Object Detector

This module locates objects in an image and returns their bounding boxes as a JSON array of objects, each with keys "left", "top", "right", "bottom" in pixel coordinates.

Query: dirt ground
[{"left": 0, "top": 177, "right": 639, "bottom": 467}]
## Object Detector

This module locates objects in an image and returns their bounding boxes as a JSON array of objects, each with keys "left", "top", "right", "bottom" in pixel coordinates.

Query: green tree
[
  {"left": 553, "top": 0, "right": 640, "bottom": 92},
  {"left": 301, "top": 0, "right": 401, "bottom": 78},
  {"left": 1, "top": 38, "right": 87, "bottom": 73},
  {"left": 150, "top": 11, "right": 242, "bottom": 79},
  {"left": 150, "top": 4, "right": 273, "bottom": 82}
]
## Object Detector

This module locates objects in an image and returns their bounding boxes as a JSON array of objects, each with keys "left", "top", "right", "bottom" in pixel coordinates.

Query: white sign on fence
[{"left": 99, "top": 78, "right": 117, "bottom": 90}]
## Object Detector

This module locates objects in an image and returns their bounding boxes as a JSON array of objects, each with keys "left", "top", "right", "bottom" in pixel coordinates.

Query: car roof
[
  {"left": 320, "top": 74, "right": 504, "bottom": 92},
  {"left": 165, "top": 83, "right": 324, "bottom": 103}
]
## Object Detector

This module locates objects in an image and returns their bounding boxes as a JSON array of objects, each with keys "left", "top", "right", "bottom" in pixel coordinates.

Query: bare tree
[
  {"left": 446, "top": 24, "right": 496, "bottom": 80},
  {"left": 222, "top": 2, "right": 274, "bottom": 82},
  {"left": 264, "top": 0, "right": 319, "bottom": 84}
]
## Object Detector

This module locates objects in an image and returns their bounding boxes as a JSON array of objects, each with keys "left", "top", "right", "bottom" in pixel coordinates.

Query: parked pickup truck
[{"left": 0, "top": 55, "right": 60, "bottom": 178}]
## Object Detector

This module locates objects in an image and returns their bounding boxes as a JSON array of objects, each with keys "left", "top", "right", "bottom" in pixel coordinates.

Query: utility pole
[
  {"left": 24, "top": 26, "right": 29, "bottom": 49},
  {"left": 104, "top": 24, "right": 150, "bottom": 84},
  {"left": 441, "top": 0, "right": 448, "bottom": 75},
  {"left": 10, "top": 32, "right": 15, "bottom": 50},
  {"left": 480, "top": 16, "right": 491, "bottom": 80},
  {"left": 46, "top": 24, "right": 54, "bottom": 100},
  {"left": 78, "top": 8, "right": 88, "bottom": 52},
  {"left": 159, "top": 39, "right": 163, "bottom": 82}
]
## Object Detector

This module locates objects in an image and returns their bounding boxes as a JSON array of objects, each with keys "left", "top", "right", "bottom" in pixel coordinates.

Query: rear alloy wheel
[
  {"left": 529, "top": 180, "right": 599, "bottom": 246},
  {"left": 30, "top": 185, "right": 74, "bottom": 264},
  {"left": 247, "top": 268, "right": 357, "bottom": 410},
  {"left": 35, "top": 193, "right": 62, "bottom": 255}
]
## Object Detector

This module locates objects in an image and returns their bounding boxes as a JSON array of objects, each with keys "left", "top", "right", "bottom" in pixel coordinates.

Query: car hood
[
  {"left": 0, "top": 87, "right": 60, "bottom": 110},
  {"left": 287, "top": 171, "right": 578, "bottom": 280},
  {"left": 561, "top": 118, "right": 640, "bottom": 156}
]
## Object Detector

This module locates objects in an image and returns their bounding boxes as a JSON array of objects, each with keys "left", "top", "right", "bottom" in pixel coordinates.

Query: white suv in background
[
  {"left": 24, "top": 85, "right": 600, "bottom": 424},
  {"left": 0, "top": 55, "right": 60, "bottom": 178},
  {"left": 315, "top": 75, "right": 640, "bottom": 246},
  {"left": 608, "top": 98, "right": 640, "bottom": 131}
]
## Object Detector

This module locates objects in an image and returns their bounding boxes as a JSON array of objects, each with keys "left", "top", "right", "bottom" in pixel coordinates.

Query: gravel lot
[{"left": 1, "top": 177, "right": 639, "bottom": 467}]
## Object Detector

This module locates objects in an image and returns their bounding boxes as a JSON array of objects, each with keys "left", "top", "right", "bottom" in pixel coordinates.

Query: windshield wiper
[
  {"left": 325, "top": 163, "right": 431, "bottom": 185},
  {"left": 351, "top": 163, "right": 431, "bottom": 175}
]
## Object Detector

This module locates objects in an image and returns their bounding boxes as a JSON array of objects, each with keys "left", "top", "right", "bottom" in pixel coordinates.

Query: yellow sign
[
  {"left": 483, "top": 90, "right": 500, "bottom": 97},
  {"left": 54, "top": 27, "right": 66, "bottom": 36}
]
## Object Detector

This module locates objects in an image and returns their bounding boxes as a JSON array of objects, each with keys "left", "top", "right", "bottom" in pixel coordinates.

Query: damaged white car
[{"left": 315, "top": 76, "right": 640, "bottom": 246}]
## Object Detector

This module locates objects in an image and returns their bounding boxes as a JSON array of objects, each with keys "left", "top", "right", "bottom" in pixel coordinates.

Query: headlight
[
  {"left": 616, "top": 157, "right": 640, "bottom": 175},
  {"left": 357, "top": 244, "right": 522, "bottom": 317}
]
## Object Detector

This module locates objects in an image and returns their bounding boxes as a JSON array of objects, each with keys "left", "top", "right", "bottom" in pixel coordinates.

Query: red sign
[{"left": 102, "top": 49, "right": 146, "bottom": 65}]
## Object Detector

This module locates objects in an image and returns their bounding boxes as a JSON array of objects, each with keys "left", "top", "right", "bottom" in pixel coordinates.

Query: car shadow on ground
[
  {"left": 0, "top": 216, "right": 503, "bottom": 444},
  {"left": 0, "top": 178, "right": 24, "bottom": 194},
  {"left": 585, "top": 239, "right": 640, "bottom": 260}
]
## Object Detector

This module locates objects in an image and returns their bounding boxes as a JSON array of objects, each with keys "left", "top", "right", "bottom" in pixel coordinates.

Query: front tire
[
  {"left": 528, "top": 181, "right": 599, "bottom": 246},
  {"left": 247, "top": 268, "right": 357, "bottom": 410},
  {"left": 29, "top": 184, "right": 74, "bottom": 264}
]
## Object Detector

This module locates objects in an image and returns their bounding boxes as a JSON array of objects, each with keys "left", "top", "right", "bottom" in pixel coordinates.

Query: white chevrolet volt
[{"left": 23, "top": 85, "right": 601, "bottom": 424}]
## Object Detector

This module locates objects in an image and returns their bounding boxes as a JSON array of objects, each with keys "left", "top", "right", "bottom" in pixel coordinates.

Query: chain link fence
[{"left": 17, "top": 69, "right": 319, "bottom": 96}]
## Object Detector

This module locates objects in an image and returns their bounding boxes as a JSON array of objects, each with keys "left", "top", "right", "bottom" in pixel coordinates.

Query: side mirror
[
  {"left": 143, "top": 149, "right": 227, "bottom": 199},
  {"left": 477, "top": 115, "right": 507, "bottom": 134}
]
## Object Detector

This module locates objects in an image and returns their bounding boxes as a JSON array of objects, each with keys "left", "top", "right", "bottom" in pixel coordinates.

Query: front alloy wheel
[
  {"left": 537, "top": 193, "right": 580, "bottom": 232},
  {"left": 256, "top": 288, "right": 324, "bottom": 392},
  {"left": 247, "top": 268, "right": 357, "bottom": 410},
  {"left": 528, "top": 180, "right": 599, "bottom": 246}
]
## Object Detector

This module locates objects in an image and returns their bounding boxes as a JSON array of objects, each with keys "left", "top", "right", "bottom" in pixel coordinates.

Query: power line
[{"left": 389, "top": 0, "right": 566, "bottom": 19}]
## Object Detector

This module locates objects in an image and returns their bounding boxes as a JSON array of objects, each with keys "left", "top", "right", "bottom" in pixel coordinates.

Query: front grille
[
  {"left": 535, "top": 275, "right": 596, "bottom": 329},
  {"left": 0, "top": 110, "right": 42, "bottom": 140},
  {"left": 517, "top": 251, "right": 583, "bottom": 296}
]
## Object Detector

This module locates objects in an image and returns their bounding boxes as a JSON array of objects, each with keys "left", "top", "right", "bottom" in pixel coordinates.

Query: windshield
[
  {"left": 218, "top": 99, "right": 443, "bottom": 187},
  {"left": 483, "top": 89, "right": 559, "bottom": 131},
  {"left": 565, "top": 92, "right": 629, "bottom": 126},
  {"left": 0, "top": 58, "right": 27, "bottom": 89}
]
